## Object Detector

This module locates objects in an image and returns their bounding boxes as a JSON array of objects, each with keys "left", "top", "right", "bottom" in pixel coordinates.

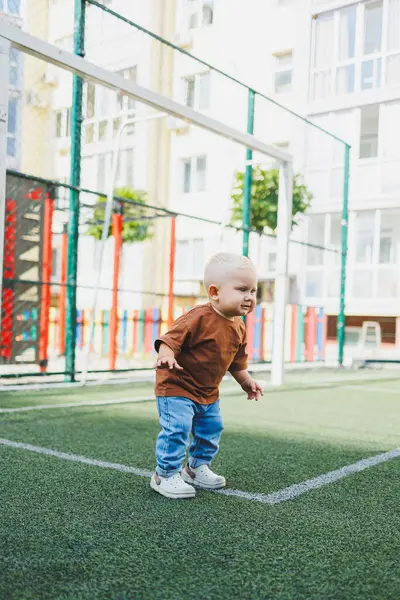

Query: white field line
[
  {"left": 0, "top": 395, "right": 155, "bottom": 413},
  {"left": 0, "top": 375, "right": 155, "bottom": 393},
  {"left": 2, "top": 380, "right": 399, "bottom": 414},
  {"left": 0, "top": 387, "right": 241, "bottom": 413},
  {"left": 1, "top": 438, "right": 399, "bottom": 505},
  {"left": 344, "top": 385, "right": 400, "bottom": 395}
]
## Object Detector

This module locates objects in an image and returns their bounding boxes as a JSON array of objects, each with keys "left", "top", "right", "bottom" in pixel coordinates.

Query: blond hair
[{"left": 203, "top": 252, "right": 256, "bottom": 289}]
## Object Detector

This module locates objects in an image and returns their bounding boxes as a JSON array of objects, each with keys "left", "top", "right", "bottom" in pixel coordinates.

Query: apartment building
[
  {"left": 170, "top": 0, "right": 400, "bottom": 342},
  {"left": 45, "top": 0, "right": 175, "bottom": 309},
  {"left": 6, "top": 0, "right": 400, "bottom": 341}
]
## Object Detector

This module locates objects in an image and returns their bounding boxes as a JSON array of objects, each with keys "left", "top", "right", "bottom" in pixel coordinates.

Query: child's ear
[{"left": 208, "top": 284, "right": 219, "bottom": 300}]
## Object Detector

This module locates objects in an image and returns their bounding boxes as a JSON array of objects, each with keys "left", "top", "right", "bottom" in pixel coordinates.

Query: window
[
  {"left": 355, "top": 211, "right": 375, "bottom": 263},
  {"left": 364, "top": 1, "right": 383, "bottom": 54},
  {"left": 183, "top": 160, "right": 191, "bottom": 193},
  {"left": 176, "top": 240, "right": 190, "bottom": 275},
  {"left": 361, "top": 58, "right": 381, "bottom": 89},
  {"left": 183, "top": 72, "right": 210, "bottom": 109},
  {"left": 182, "top": 156, "right": 207, "bottom": 193},
  {"left": 95, "top": 149, "right": 134, "bottom": 192},
  {"left": 359, "top": 104, "right": 380, "bottom": 158},
  {"left": 202, "top": 1, "right": 214, "bottom": 26},
  {"left": 116, "top": 66, "right": 137, "bottom": 112},
  {"left": 314, "top": 14, "right": 334, "bottom": 70},
  {"left": 312, "top": 1, "right": 398, "bottom": 98},
  {"left": 336, "top": 64, "right": 355, "bottom": 94},
  {"left": 338, "top": 6, "right": 356, "bottom": 60},
  {"left": 115, "top": 149, "right": 134, "bottom": 188},
  {"left": 9, "top": 48, "right": 20, "bottom": 87},
  {"left": 353, "top": 270, "right": 373, "bottom": 297},
  {"left": 7, "top": 98, "right": 17, "bottom": 158},
  {"left": 55, "top": 108, "right": 70, "bottom": 138},
  {"left": 85, "top": 82, "right": 96, "bottom": 118},
  {"left": 379, "top": 211, "right": 398, "bottom": 263},
  {"left": 184, "top": 76, "right": 195, "bottom": 108},
  {"left": 313, "top": 13, "right": 334, "bottom": 98},
  {"left": 56, "top": 111, "right": 63, "bottom": 138},
  {"left": 196, "top": 156, "right": 207, "bottom": 191},
  {"left": 306, "top": 272, "right": 324, "bottom": 297},
  {"left": 1, "top": 0, "right": 21, "bottom": 15},
  {"left": 176, "top": 239, "right": 204, "bottom": 278},
  {"left": 329, "top": 214, "right": 342, "bottom": 265},
  {"left": 97, "top": 153, "right": 111, "bottom": 192},
  {"left": 386, "top": 54, "right": 400, "bottom": 85},
  {"left": 198, "top": 72, "right": 210, "bottom": 109},
  {"left": 267, "top": 253, "right": 277, "bottom": 271},
  {"left": 51, "top": 248, "right": 59, "bottom": 280},
  {"left": 274, "top": 52, "right": 293, "bottom": 93},
  {"left": 186, "top": 0, "right": 214, "bottom": 31},
  {"left": 379, "top": 233, "right": 395, "bottom": 263},
  {"left": 307, "top": 214, "right": 325, "bottom": 265},
  {"left": 193, "top": 239, "right": 204, "bottom": 276},
  {"left": 388, "top": 0, "right": 400, "bottom": 50}
]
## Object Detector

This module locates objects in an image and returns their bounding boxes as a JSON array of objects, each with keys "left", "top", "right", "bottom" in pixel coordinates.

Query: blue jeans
[{"left": 155, "top": 396, "right": 224, "bottom": 478}]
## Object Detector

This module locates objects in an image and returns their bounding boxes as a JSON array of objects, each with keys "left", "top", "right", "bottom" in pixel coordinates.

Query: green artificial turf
[{"left": 1, "top": 382, "right": 400, "bottom": 599}]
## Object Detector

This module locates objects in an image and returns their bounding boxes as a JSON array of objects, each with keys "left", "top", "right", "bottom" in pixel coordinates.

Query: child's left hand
[{"left": 241, "top": 378, "right": 264, "bottom": 401}]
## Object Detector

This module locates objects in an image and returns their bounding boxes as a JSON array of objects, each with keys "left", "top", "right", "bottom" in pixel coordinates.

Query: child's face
[{"left": 211, "top": 267, "right": 258, "bottom": 318}]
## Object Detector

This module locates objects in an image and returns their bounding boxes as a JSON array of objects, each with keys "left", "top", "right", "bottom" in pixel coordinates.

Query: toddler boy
[{"left": 150, "top": 252, "right": 263, "bottom": 499}]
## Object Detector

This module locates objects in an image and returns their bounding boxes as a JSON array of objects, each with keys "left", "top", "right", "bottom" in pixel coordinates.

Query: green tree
[
  {"left": 87, "top": 187, "right": 153, "bottom": 244},
  {"left": 231, "top": 167, "right": 312, "bottom": 233}
]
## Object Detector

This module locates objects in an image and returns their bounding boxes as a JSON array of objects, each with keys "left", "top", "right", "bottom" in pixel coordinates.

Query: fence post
[
  {"left": 39, "top": 192, "right": 55, "bottom": 373},
  {"left": 242, "top": 89, "right": 255, "bottom": 258},
  {"left": 0, "top": 37, "right": 10, "bottom": 323},
  {"left": 65, "top": 0, "right": 86, "bottom": 381},
  {"left": 338, "top": 144, "right": 350, "bottom": 366},
  {"left": 167, "top": 216, "right": 176, "bottom": 329},
  {"left": 58, "top": 224, "right": 68, "bottom": 355},
  {"left": 109, "top": 208, "right": 123, "bottom": 370},
  {"left": 271, "top": 161, "right": 293, "bottom": 386}
]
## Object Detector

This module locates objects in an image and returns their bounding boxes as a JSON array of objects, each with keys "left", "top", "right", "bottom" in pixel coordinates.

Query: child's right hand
[{"left": 155, "top": 356, "right": 183, "bottom": 371}]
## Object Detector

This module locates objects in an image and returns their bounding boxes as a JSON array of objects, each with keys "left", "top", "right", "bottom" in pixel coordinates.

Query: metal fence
[{"left": 0, "top": 1, "right": 350, "bottom": 383}]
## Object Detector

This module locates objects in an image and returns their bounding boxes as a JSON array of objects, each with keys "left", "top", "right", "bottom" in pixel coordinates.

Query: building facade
[
  {"left": 7, "top": 0, "right": 400, "bottom": 341},
  {"left": 169, "top": 0, "right": 400, "bottom": 343},
  {"left": 19, "top": 0, "right": 175, "bottom": 308}
]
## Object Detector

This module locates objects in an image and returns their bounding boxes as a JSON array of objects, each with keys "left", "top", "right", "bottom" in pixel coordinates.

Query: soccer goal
[{"left": 0, "top": 22, "right": 293, "bottom": 386}]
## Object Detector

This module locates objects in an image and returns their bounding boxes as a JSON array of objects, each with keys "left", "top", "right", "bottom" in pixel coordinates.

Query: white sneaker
[
  {"left": 150, "top": 472, "right": 196, "bottom": 499},
  {"left": 182, "top": 464, "right": 226, "bottom": 490}
]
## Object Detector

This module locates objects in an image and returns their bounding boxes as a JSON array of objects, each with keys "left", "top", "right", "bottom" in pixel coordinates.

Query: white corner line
[{"left": 1, "top": 438, "right": 399, "bottom": 505}]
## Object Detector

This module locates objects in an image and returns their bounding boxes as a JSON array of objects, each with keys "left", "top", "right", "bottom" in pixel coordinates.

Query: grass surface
[{"left": 1, "top": 381, "right": 400, "bottom": 599}]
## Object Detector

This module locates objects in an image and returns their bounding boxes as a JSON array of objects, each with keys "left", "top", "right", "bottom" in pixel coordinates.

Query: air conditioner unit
[
  {"left": 166, "top": 116, "right": 190, "bottom": 134},
  {"left": 174, "top": 31, "right": 193, "bottom": 49},
  {"left": 41, "top": 68, "right": 58, "bottom": 87},
  {"left": 26, "top": 91, "right": 48, "bottom": 109}
]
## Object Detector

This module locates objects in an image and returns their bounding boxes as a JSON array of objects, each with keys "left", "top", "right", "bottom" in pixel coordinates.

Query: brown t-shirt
[{"left": 154, "top": 303, "right": 248, "bottom": 405}]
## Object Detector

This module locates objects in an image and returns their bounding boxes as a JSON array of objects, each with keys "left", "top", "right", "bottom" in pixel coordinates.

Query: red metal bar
[
  {"left": 39, "top": 194, "right": 55, "bottom": 373},
  {"left": 0, "top": 199, "right": 17, "bottom": 361},
  {"left": 109, "top": 212, "right": 123, "bottom": 370},
  {"left": 167, "top": 217, "right": 176, "bottom": 329},
  {"left": 305, "top": 307, "right": 317, "bottom": 362},
  {"left": 57, "top": 228, "right": 68, "bottom": 355}
]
